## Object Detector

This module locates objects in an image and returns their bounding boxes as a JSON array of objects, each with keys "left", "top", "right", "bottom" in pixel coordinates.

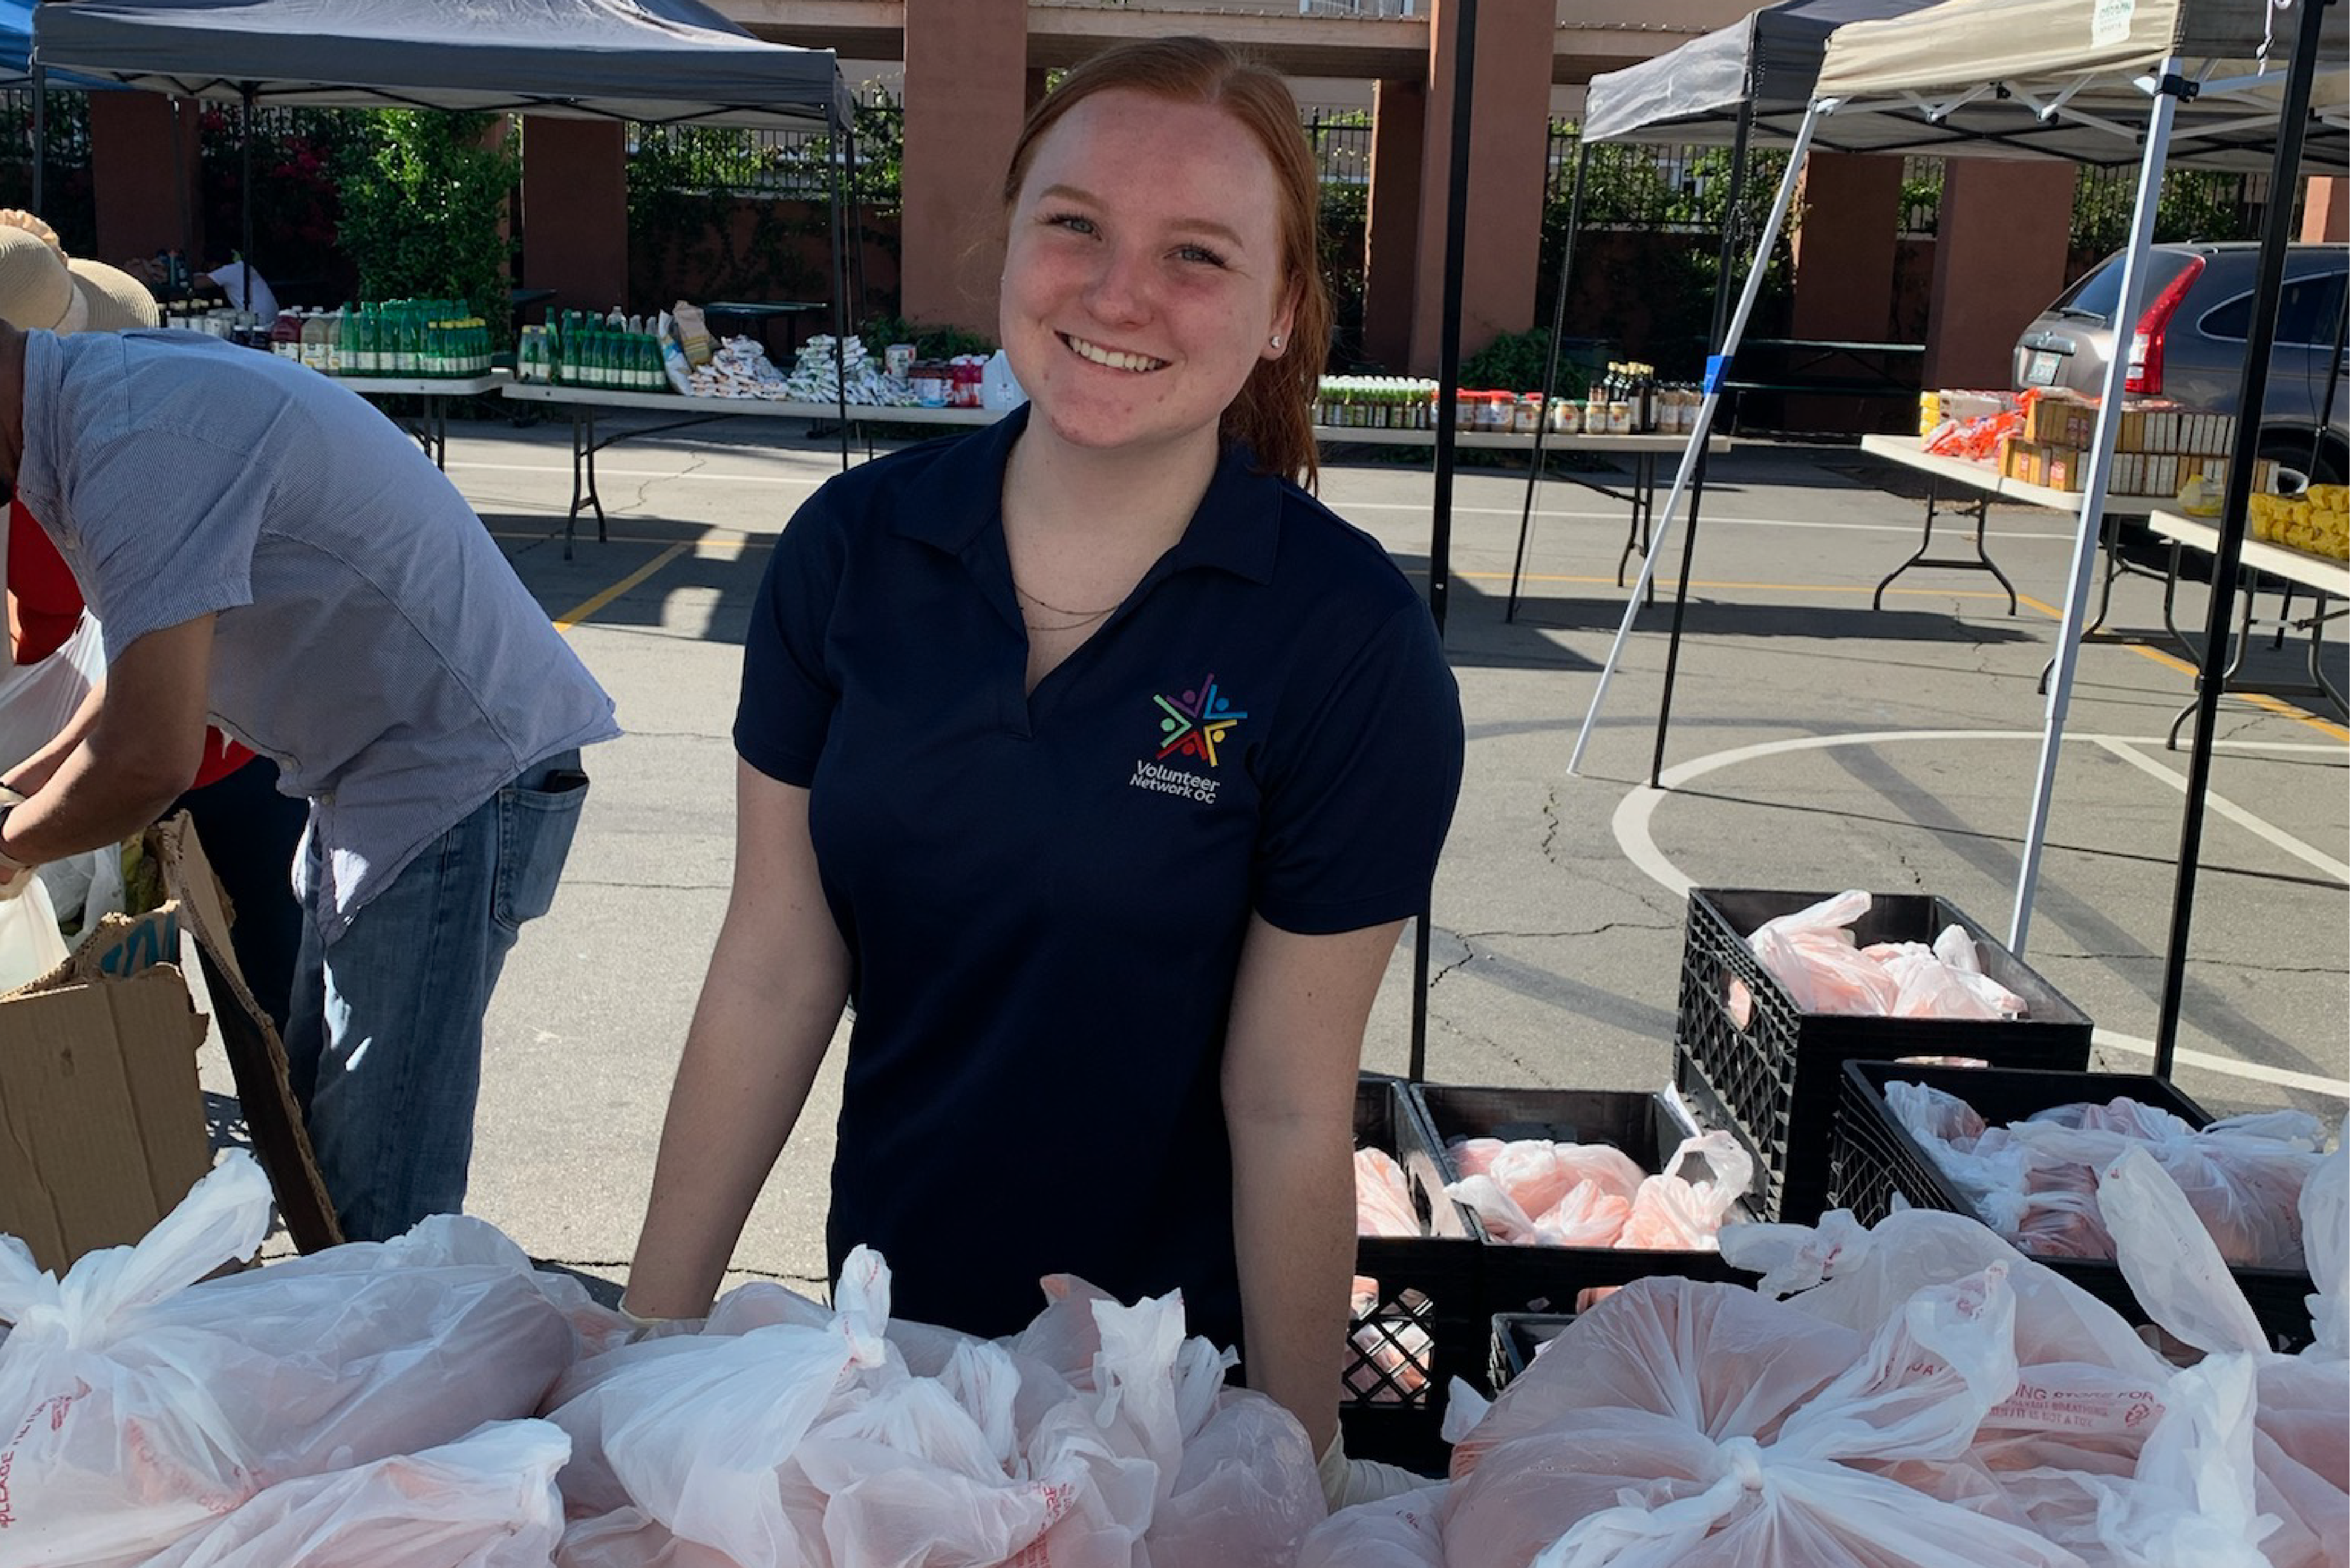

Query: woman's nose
[{"left": 1082, "top": 243, "right": 1153, "bottom": 326}]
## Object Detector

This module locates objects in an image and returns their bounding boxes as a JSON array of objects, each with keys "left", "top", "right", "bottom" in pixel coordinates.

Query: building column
[
  {"left": 1922, "top": 159, "right": 2077, "bottom": 392},
  {"left": 1785, "top": 151, "right": 1905, "bottom": 431},
  {"left": 1361, "top": 78, "right": 1425, "bottom": 373},
  {"left": 1406, "top": 0, "right": 1554, "bottom": 375},
  {"left": 901, "top": 0, "right": 1028, "bottom": 334},
  {"left": 520, "top": 117, "right": 627, "bottom": 313},
  {"left": 2302, "top": 177, "right": 2349, "bottom": 243},
  {"left": 89, "top": 91, "right": 203, "bottom": 267}
]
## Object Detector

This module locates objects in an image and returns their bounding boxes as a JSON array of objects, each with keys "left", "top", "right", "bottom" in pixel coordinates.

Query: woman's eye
[
  {"left": 1045, "top": 213, "right": 1096, "bottom": 236},
  {"left": 1176, "top": 245, "right": 1227, "bottom": 268}
]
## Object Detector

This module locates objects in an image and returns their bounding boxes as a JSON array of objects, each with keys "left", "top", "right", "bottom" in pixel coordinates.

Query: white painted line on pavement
[
  {"left": 2089, "top": 737, "right": 2350, "bottom": 885},
  {"left": 2089, "top": 1026, "right": 2349, "bottom": 1098},
  {"left": 1607, "top": 728, "right": 2348, "bottom": 1094}
]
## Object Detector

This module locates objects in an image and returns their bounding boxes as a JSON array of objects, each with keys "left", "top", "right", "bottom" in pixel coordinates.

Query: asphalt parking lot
[{"left": 198, "top": 406, "right": 2350, "bottom": 1298}]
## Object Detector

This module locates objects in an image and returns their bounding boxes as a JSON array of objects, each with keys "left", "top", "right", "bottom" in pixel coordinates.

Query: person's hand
[
  {"left": 0, "top": 784, "right": 37, "bottom": 902},
  {"left": 1317, "top": 1429, "right": 1435, "bottom": 1512},
  {"left": 616, "top": 1294, "right": 704, "bottom": 1344}
]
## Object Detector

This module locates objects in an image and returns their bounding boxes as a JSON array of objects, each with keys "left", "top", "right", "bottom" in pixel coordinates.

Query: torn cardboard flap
[{"left": 0, "top": 815, "right": 340, "bottom": 1275}]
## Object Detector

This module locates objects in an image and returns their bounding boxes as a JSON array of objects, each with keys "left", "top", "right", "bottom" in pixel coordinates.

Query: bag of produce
[
  {"left": 1296, "top": 1482, "right": 1448, "bottom": 1568},
  {"left": 137, "top": 1420, "right": 569, "bottom": 1568},
  {"left": 1440, "top": 1271, "right": 2085, "bottom": 1568},
  {"left": 0, "top": 1152, "right": 579, "bottom": 1567}
]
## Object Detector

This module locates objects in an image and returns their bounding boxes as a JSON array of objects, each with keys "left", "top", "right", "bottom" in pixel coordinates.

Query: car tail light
[{"left": 2125, "top": 257, "right": 2205, "bottom": 395}]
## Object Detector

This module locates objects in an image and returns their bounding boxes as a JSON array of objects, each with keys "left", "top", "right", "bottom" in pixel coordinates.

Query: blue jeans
[{"left": 283, "top": 752, "right": 589, "bottom": 1242}]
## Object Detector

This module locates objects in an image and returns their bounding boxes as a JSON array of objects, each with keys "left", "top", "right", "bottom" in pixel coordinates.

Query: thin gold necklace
[{"left": 1014, "top": 577, "right": 1118, "bottom": 631}]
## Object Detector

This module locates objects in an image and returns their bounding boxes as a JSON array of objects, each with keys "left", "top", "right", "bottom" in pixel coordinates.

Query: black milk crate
[
  {"left": 1675, "top": 888, "right": 2094, "bottom": 1223},
  {"left": 1346, "top": 1073, "right": 1488, "bottom": 1473},
  {"left": 1831, "top": 1060, "right": 2316, "bottom": 1350},
  {"left": 1489, "top": 1312, "right": 1576, "bottom": 1391},
  {"left": 1416, "top": 1084, "right": 1758, "bottom": 1321}
]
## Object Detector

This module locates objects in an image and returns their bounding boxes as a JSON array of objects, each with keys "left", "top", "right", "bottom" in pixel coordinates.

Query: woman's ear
[{"left": 1263, "top": 279, "right": 1302, "bottom": 360}]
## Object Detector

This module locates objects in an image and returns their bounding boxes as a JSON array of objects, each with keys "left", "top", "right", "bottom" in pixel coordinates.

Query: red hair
[{"left": 1001, "top": 37, "right": 1331, "bottom": 488}]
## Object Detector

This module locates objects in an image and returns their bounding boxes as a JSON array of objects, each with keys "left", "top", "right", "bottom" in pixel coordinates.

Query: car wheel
[{"left": 2259, "top": 429, "right": 2345, "bottom": 487}]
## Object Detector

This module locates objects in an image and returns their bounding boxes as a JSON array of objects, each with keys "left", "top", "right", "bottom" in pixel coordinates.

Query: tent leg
[
  {"left": 1650, "top": 102, "right": 1753, "bottom": 788},
  {"left": 1509, "top": 138, "right": 1588, "bottom": 624},
  {"left": 239, "top": 86, "right": 256, "bottom": 314},
  {"left": 2009, "top": 79, "right": 2185, "bottom": 954},
  {"left": 29, "top": 64, "right": 44, "bottom": 216},
  {"left": 1412, "top": 0, "right": 1477, "bottom": 1086},
  {"left": 828, "top": 99, "right": 849, "bottom": 472},
  {"left": 2151, "top": 2, "right": 2328, "bottom": 1080},
  {"left": 1570, "top": 101, "right": 1820, "bottom": 776}
]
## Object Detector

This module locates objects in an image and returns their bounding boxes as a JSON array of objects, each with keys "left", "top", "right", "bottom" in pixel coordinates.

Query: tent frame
[{"left": 1570, "top": 0, "right": 2340, "bottom": 1079}]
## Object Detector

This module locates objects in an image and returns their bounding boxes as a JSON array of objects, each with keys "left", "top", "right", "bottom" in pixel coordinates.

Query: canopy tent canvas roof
[
  {"left": 1580, "top": 0, "right": 1935, "bottom": 147},
  {"left": 0, "top": 0, "right": 115, "bottom": 90},
  {"left": 32, "top": 0, "right": 854, "bottom": 128},
  {"left": 1811, "top": 0, "right": 2348, "bottom": 169}
]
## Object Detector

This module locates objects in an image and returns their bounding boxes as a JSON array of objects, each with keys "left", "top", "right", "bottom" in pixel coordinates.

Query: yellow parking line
[{"left": 554, "top": 541, "right": 692, "bottom": 631}]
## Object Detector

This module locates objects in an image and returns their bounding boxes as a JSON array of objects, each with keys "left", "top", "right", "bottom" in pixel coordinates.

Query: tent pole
[
  {"left": 1507, "top": 135, "right": 1587, "bottom": 624},
  {"left": 1412, "top": 0, "right": 1476, "bottom": 1086},
  {"left": 239, "top": 86, "right": 255, "bottom": 314},
  {"left": 29, "top": 63, "right": 43, "bottom": 216},
  {"left": 173, "top": 98, "right": 193, "bottom": 288},
  {"left": 1570, "top": 100, "right": 1818, "bottom": 776},
  {"left": 827, "top": 96, "right": 848, "bottom": 471},
  {"left": 1650, "top": 99, "right": 1753, "bottom": 788},
  {"left": 2008, "top": 77, "right": 2185, "bottom": 953},
  {"left": 2152, "top": 0, "right": 2328, "bottom": 1079}
]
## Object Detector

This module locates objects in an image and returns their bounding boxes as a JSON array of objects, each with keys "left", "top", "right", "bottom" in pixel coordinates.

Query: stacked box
[
  {"left": 1417, "top": 1084, "right": 1756, "bottom": 1315},
  {"left": 1490, "top": 1312, "right": 1577, "bottom": 1391},
  {"left": 1830, "top": 1060, "right": 2315, "bottom": 1349},
  {"left": 1346, "top": 1072, "right": 1487, "bottom": 1473},
  {"left": 1672, "top": 890, "right": 2095, "bottom": 1221}
]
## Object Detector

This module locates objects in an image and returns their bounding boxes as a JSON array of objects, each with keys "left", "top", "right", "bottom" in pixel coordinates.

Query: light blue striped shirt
[{"left": 16, "top": 329, "right": 618, "bottom": 942}]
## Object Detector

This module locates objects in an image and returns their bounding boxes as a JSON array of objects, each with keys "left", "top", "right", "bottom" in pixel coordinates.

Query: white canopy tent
[{"left": 1569, "top": 0, "right": 2345, "bottom": 1067}]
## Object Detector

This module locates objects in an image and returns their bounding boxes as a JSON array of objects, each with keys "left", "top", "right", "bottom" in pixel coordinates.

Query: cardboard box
[
  {"left": 2021, "top": 391, "right": 2095, "bottom": 450},
  {"left": 0, "top": 816, "right": 338, "bottom": 1273}
]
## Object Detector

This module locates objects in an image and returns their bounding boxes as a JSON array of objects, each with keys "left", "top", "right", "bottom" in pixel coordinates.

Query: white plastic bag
[
  {"left": 0, "top": 871, "right": 70, "bottom": 991},
  {"left": 1745, "top": 891, "right": 1901, "bottom": 1016},
  {"left": 1297, "top": 1482, "right": 1448, "bottom": 1568},
  {"left": 138, "top": 1420, "right": 570, "bottom": 1568},
  {"left": 1443, "top": 1270, "right": 2084, "bottom": 1568},
  {"left": 0, "top": 1153, "right": 578, "bottom": 1567},
  {"left": 1617, "top": 1130, "right": 1753, "bottom": 1250}
]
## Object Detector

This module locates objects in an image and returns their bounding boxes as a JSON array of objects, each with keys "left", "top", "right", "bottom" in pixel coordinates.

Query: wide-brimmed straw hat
[{"left": 0, "top": 212, "right": 159, "bottom": 334}]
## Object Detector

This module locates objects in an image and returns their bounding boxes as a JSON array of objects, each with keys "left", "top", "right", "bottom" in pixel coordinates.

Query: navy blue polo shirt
[{"left": 736, "top": 405, "right": 1463, "bottom": 1355}]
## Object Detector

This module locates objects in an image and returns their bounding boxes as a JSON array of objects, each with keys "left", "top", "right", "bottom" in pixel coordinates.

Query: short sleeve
[
  {"left": 735, "top": 485, "right": 848, "bottom": 787},
  {"left": 63, "top": 429, "right": 263, "bottom": 661},
  {"left": 1253, "top": 598, "right": 1464, "bottom": 934}
]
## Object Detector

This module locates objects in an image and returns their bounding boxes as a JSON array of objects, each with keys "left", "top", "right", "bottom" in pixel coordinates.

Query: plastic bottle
[
  {"left": 270, "top": 309, "right": 303, "bottom": 361},
  {"left": 298, "top": 310, "right": 329, "bottom": 371}
]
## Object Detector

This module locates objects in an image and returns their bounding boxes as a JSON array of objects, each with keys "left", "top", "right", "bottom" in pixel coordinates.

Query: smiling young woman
[{"left": 625, "top": 36, "right": 1460, "bottom": 1515}]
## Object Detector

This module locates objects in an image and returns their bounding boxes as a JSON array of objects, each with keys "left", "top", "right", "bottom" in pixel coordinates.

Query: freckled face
[{"left": 1000, "top": 90, "right": 1297, "bottom": 462}]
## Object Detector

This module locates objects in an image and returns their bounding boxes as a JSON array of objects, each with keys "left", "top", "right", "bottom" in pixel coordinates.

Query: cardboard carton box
[{"left": 0, "top": 816, "right": 338, "bottom": 1273}]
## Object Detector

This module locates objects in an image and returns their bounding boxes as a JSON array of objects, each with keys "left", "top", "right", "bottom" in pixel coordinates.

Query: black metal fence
[{"left": 0, "top": 88, "right": 95, "bottom": 255}]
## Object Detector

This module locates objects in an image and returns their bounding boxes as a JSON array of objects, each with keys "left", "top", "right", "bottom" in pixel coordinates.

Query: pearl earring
[{"left": 1269, "top": 334, "right": 1284, "bottom": 350}]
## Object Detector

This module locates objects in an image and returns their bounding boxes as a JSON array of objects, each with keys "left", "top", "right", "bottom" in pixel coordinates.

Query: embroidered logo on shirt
[{"left": 1152, "top": 676, "right": 1246, "bottom": 767}]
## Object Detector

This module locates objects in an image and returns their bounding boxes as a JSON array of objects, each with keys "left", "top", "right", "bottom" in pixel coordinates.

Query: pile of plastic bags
[
  {"left": 1442, "top": 1129, "right": 1753, "bottom": 1251},
  {"left": 1350, "top": 1150, "right": 1436, "bottom": 1403},
  {"left": 0, "top": 1152, "right": 1326, "bottom": 1567},
  {"left": 1886, "top": 1081, "right": 2325, "bottom": 1268},
  {"left": 1739, "top": 890, "right": 2027, "bottom": 1021},
  {"left": 1301, "top": 1143, "right": 2346, "bottom": 1567},
  {"left": 776, "top": 334, "right": 911, "bottom": 406}
]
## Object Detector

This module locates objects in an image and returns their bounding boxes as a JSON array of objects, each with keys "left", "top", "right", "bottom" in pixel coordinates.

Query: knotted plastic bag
[
  {"left": 0, "top": 1152, "right": 577, "bottom": 1567},
  {"left": 1442, "top": 1270, "right": 2086, "bottom": 1568},
  {"left": 138, "top": 1420, "right": 570, "bottom": 1568}
]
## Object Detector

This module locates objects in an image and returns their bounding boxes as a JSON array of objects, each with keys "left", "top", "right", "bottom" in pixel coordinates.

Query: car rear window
[
  {"left": 2051, "top": 251, "right": 2198, "bottom": 321},
  {"left": 2198, "top": 269, "right": 2348, "bottom": 345}
]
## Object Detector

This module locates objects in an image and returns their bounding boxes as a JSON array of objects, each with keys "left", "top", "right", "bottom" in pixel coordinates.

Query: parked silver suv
[{"left": 2012, "top": 241, "right": 2348, "bottom": 482}]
